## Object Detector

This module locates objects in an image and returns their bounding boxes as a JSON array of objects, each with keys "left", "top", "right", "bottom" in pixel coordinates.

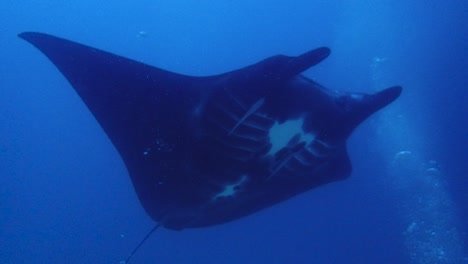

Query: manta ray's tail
[{"left": 122, "top": 223, "right": 161, "bottom": 264}]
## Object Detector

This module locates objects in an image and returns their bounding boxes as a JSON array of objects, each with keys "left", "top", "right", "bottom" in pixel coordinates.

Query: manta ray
[{"left": 19, "top": 32, "right": 401, "bottom": 232}]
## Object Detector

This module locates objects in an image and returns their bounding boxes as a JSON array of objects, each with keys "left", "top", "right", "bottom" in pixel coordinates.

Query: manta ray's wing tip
[{"left": 18, "top": 31, "right": 36, "bottom": 40}]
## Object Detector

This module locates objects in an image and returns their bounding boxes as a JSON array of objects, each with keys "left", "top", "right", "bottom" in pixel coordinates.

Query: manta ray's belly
[{"left": 198, "top": 88, "right": 338, "bottom": 206}]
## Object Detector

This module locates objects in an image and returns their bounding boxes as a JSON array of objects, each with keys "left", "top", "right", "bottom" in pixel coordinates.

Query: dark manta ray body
[{"left": 20, "top": 32, "right": 401, "bottom": 230}]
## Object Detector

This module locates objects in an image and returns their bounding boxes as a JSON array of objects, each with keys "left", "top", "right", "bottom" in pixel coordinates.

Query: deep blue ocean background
[{"left": 1, "top": 1, "right": 467, "bottom": 263}]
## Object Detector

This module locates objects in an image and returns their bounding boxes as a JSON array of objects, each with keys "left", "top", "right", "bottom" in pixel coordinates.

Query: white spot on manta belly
[
  {"left": 212, "top": 175, "right": 248, "bottom": 200},
  {"left": 267, "top": 118, "right": 315, "bottom": 156}
]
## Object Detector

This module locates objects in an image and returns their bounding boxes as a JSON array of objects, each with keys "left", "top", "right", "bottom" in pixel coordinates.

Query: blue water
[{"left": 1, "top": 1, "right": 467, "bottom": 263}]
